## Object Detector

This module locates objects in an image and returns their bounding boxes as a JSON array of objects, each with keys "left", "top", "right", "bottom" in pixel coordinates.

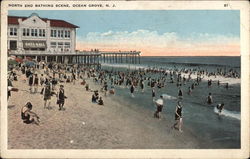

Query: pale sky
[{"left": 9, "top": 10, "right": 240, "bottom": 56}]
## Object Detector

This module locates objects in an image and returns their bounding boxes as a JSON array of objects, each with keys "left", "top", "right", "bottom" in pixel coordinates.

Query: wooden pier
[
  {"left": 100, "top": 51, "right": 141, "bottom": 64},
  {"left": 8, "top": 50, "right": 141, "bottom": 65}
]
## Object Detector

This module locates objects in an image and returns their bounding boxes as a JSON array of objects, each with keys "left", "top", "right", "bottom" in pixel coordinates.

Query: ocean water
[
  {"left": 140, "top": 56, "right": 240, "bottom": 67},
  {"left": 101, "top": 56, "right": 241, "bottom": 148}
]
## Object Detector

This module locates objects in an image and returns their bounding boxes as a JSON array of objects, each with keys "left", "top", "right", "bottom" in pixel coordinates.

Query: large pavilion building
[
  {"left": 7, "top": 13, "right": 82, "bottom": 63},
  {"left": 7, "top": 13, "right": 141, "bottom": 65}
]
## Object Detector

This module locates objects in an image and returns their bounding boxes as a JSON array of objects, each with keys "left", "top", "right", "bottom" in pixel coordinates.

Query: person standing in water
[
  {"left": 207, "top": 92, "right": 213, "bottom": 105},
  {"left": 154, "top": 95, "right": 164, "bottom": 119},
  {"left": 172, "top": 101, "right": 183, "bottom": 132},
  {"left": 178, "top": 87, "right": 183, "bottom": 99},
  {"left": 130, "top": 84, "right": 135, "bottom": 98},
  {"left": 152, "top": 87, "right": 156, "bottom": 101},
  {"left": 216, "top": 103, "right": 224, "bottom": 115}
]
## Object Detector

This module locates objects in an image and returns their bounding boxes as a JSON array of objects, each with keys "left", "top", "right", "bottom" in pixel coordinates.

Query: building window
[
  {"left": 68, "top": 31, "right": 70, "bottom": 38},
  {"left": 10, "top": 40, "right": 17, "bottom": 50},
  {"left": 61, "top": 30, "right": 64, "bottom": 38},
  {"left": 51, "top": 30, "right": 56, "bottom": 37},
  {"left": 39, "top": 29, "right": 42, "bottom": 36},
  {"left": 42, "top": 29, "right": 45, "bottom": 37},
  {"left": 31, "top": 29, "right": 34, "bottom": 36},
  {"left": 64, "top": 30, "right": 67, "bottom": 38},
  {"left": 51, "top": 42, "right": 57, "bottom": 48},
  {"left": 64, "top": 42, "right": 70, "bottom": 52},
  {"left": 58, "top": 42, "right": 63, "bottom": 51},
  {"left": 34, "top": 29, "right": 38, "bottom": 36},
  {"left": 53, "top": 30, "right": 57, "bottom": 37},
  {"left": 10, "top": 28, "right": 17, "bottom": 36},
  {"left": 23, "top": 28, "right": 26, "bottom": 36},
  {"left": 58, "top": 42, "right": 63, "bottom": 46},
  {"left": 27, "top": 29, "right": 30, "bottom": 36},
  {"left": 57, "top": 30, "right": 60, "bottom": 37},
  {"left": 64, "top": 42, "right": 70, "bottom": 48},
  {"left": 53, "top": 30, "right": 56, "bottom": 37}
]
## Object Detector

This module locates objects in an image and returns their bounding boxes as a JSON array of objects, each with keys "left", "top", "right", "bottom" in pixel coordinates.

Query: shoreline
[{"left": 7, "top": 58, "right": 240, "bottom": 149}]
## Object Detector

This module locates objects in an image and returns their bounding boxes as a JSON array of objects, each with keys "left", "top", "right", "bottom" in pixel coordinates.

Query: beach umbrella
[
  {"left": 24, "top": 61, "right": 36, "bottom": 67},
  {"left": 8, "top": 59, "right": 18, "bottom": 65},
  {"left": 15, "top": 57, "right": 23, "bottom": 63},
  {"left": 25, "top": 57, "right": 32, "bottom": 61}
]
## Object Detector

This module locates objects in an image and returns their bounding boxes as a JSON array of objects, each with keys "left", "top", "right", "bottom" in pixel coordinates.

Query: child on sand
[
  {"left": 98, "top": 97, "right": 104, "bottom": 105},
  {"left": 92, "top": 91, "right": 99, "bottom": 103}
]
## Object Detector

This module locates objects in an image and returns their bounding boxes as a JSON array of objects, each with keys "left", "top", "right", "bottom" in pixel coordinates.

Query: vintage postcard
[{"left": 1, "top": 0, "right": 249, "bottom": 158}]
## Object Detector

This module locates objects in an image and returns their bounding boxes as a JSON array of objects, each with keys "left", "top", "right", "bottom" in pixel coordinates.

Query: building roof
[{"left": 8, "top": 15, "right": 79, "bottom": 28}]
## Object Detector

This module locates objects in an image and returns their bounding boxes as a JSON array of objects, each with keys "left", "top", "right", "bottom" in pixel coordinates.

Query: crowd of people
[{"left": 7, "top": 60, "right": 238, "bottom": 131}]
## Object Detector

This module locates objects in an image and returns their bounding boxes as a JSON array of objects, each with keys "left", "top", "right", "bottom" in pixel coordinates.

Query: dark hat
[{"left": 26, "top": 102, "right": 33, "bottom": 109}]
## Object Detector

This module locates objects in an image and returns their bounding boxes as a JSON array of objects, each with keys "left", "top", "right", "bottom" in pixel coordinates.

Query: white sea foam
[
  {"left": 214, "top": 107, "right": 240, "bottom": 120},
  {"left": 101, "top": 63, "right": 240, "bottom": 85},
  {"left": 162, "top": 94, "right": 177, "bottom": 100}
]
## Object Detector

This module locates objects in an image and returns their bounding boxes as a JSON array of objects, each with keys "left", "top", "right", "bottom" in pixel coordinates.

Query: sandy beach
[{"left": 8, "top": 71, "right": 201, "bottom": 149}]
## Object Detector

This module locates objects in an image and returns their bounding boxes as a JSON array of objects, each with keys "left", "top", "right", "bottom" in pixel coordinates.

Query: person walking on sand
[
  {"left": 34, "top": 74, "right": 39, "bottom": 93},
  {"left": 154, "top": 95, "right": 164, "bottom": 119},
  {"left": 171, "top": 101, "right": 183, "bottom": 132},
  {"left": 28, "top": 73, "right": 34, "bottom": 93},
  {"left": 7, "top": 76, "right": 13, "bottom": 100},
  {"left": 43, "top": 82, "right": 52, "bottom": 109},
  {"left": 103, "top": 81, "right": 108, "bottom": 96},
  {"left": 40, "top": 74, "right": 45, "bottom": 86},
  {"left": 57, "top": 85, "right": 66, "bottom": 111}
]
